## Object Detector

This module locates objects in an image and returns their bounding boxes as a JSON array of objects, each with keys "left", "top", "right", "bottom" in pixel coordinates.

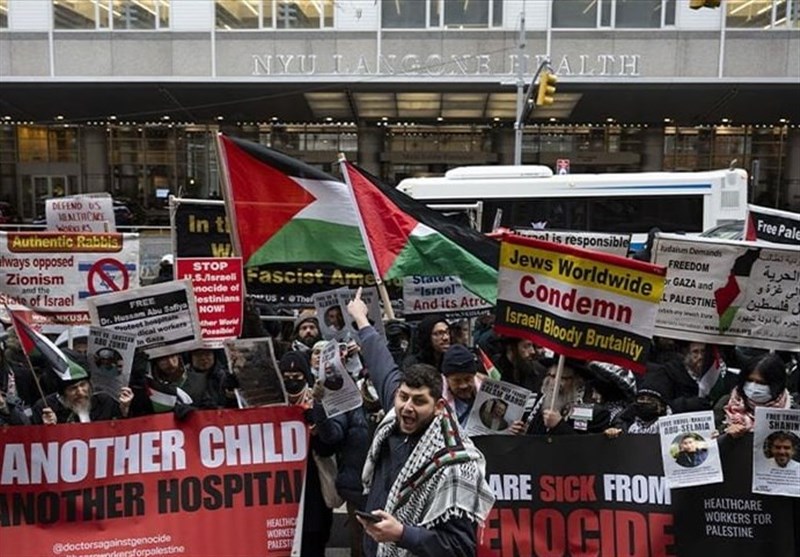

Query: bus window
[
  {"left": 487, "top": 199, "right": 589, "bottom": 231},
  {"left": 482, "top": 200, "right": 511, "bottom": 230},
  {"left": 588, "top": 196, "right": 703, "bottom": 233}
]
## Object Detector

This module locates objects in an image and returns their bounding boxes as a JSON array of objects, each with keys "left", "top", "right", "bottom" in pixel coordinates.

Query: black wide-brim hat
[{"left": 538, "top": 356, "right": 592, "bottom": 380}]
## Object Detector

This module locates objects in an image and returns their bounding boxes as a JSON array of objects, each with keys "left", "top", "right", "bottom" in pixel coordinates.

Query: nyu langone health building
[{"left": 0, "top": 0, "right": 799, "bottom": 223}]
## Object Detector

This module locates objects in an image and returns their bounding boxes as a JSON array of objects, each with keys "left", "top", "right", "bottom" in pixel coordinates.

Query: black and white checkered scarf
[{"left": 362, "top": 405, "right": 495, "bottom": 557}]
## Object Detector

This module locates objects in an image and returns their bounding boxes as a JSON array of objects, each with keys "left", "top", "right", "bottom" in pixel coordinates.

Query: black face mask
[
  {"left": 634, "top": 401, "right": 661, "bottom": 421},
  {"left": 283, "top": 378, "right": 307, "bottom": 395}
]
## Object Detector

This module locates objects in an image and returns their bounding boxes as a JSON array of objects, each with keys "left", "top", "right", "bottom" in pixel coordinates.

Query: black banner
[
  {"left": 672, "top": 434, "right": 798, "bottom": 557},
  {"left": 746, "top": 206, "right": 800, "bottom": 245},
  {"left": 172, "top": 201, "right": 401, "bottom": 308},
  {"left": 475, "top": 434, "right": 797, "bottom": 557}
]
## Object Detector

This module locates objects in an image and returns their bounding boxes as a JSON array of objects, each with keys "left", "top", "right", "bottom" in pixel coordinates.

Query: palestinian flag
[
  {"left": 478, "top": 347, "right": 502, "bottom": 381},
  {"left": 9, "top": 308, "right": 88, "bottom": 382},
  {"left": 146, "top": 376, "right": 193, "bottom": 413},
  {"left": 341, "top": 161, "right": 499, "bottom": 304},
  {"left": 217, "top": 135, "right": 370, "bottom": 270},
  {"left": 745, "top": 204, "right": 800, "bottom": 245},
  {"left": 713, "top": 248, "right": 761, "bottom": 332}
]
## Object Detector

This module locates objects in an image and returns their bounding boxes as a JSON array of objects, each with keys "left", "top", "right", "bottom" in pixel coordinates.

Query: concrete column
[
  {"left": 783, "top": 128, "right": 800, "bottom": 210},
  {"left": 357, "top": 124, "right": 383, "bottom": 177},
  {"left": 81, "top": 128, "right": 109, "bottom": 193},
  {"left": 641, "top": 127, "right": 665, "bottom": 172},
  {"left": 493, "top": 128, "right": 516, "bottom": 165}
]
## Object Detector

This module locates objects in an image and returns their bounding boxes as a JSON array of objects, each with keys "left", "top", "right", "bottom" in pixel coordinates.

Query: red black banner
[
  {"left": 475, "top": 434, "right": 797, "bottom": 557},
  {"left": 671, "top": 434, "right": 798, "bottom": 557},
  {"left": 0, "top": 407, "right": 308, "bottom": 557}
]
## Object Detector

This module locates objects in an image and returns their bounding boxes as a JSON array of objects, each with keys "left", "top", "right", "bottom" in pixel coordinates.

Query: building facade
[{"left": 1, "top": 0, "right": 799, "bottom": 222}]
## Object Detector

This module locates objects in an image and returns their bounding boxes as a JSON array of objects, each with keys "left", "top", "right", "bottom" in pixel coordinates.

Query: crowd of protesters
[{"left": 1, "top": 293, "right": 798, "bottom": 557}]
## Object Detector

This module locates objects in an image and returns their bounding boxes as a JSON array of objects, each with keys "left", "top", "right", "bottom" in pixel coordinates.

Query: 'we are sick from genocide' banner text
[
  {"left": 476, "top": 434, "right": 797, "bottom": 557},
  {"left": 0, "top": 407, "right": 308, "bottom": 557}
]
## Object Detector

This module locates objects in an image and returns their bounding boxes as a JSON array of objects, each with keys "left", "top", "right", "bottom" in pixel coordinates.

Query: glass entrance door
[
  {"left": 20, "top": 175, "right": 69, "bottom": 220},
  {"left": 33, "top": 175, "right": 68, "bottom": 219}
]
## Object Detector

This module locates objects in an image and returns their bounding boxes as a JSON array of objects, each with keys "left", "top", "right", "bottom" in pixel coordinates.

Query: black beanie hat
[
  {"left": 441, "top": 345, "right": 478, "bottom": 376},
  {"left": 637, "top": 373, "right": 670, "bottom": 404},
  {"left": 279, "top": 351, "right": 311, "bottom": 378},
  {"left": 293, "top": 309, "right": 319, "bottom": 334}
]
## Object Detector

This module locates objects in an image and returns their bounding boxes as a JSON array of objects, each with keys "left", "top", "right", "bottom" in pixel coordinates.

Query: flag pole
[
  {"left": 375, "top": 282, "right": 395, "bottom": 321},
  {"left": 338, "top": 154, "right": 396, "bottom": 321},
  {"left": 215, "top": 133, "right": 250, "bottom": 303},
  {"left": 5, "top": 306, "right": 50, "bottom": 407},
  {"left": 547, "top": 354, "right": 565, "bottom": 413},
  {"left": 21, "top": 345, "right": 49, "bottom": 409}
]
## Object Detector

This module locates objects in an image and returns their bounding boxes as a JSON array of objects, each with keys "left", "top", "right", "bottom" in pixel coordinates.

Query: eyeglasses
[{"left": 431, "top": 330, "right": 450, "bottom": 338}]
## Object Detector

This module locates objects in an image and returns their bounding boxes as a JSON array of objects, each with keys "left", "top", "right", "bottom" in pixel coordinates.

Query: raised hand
[
  {"left": 118, "top": 387, "right": 134, "bottom": 417},
  {"left": 346, "top": 286, "right": 371, "bottom": 329}
]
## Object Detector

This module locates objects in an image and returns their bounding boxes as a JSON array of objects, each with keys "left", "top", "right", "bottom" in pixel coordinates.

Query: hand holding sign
[
  {"left": 543, "top": 409, "right": 563, "bottom": 430},
  {"left": 118, "top": 386, "right": 134, "bottom": 417}
]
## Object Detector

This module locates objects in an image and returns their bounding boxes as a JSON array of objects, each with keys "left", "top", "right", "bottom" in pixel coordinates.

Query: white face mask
[{"left": 743, "top": 382, "right": 772, "bottom": 403}]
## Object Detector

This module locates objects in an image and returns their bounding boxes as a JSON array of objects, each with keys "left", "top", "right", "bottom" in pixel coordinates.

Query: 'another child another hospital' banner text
[{"left": 0, "top": 407, "right": 308, "bottom": 557}]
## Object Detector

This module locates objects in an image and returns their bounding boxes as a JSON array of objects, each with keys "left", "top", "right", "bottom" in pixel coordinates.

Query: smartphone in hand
[{"left": 355, "top": 510, "right": 381, "bottom": 523}]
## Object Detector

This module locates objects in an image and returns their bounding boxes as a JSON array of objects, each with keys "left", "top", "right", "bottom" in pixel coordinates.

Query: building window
[
  {"left": 216, "top": 0, "right": 333, "bottom": 29},
  {"left": 444, "top": 0, "right": 488, "bottom": 28},
  {"left": 615, "top": 0, "right": 664, "bottom": 28},
  {"left": 216, "top": 0, "right": 262, "bottom": 28},
  {"left": 382, "top": 0, "right": 426, "bottom": 28},
  {"left": 0, "top": 126, "right": 15, "bottom": 163},
  {"left": 382, "top": 0, "right": 502, "bottom": 28},
  {"left": 0, "top": 0, "right": 8, "bottom": 28},
  {"left": 552, "top": 0, "right": 598, "bottom": 28},
  {"left": 185, "top": 129, "right": 218, "bottom": 198},
  {"left": 264, "top": 125, "right": 357, "bottom": 153},
  {"left": 109, "top": 125, "right": 181, "bottom": 215},
  {"left": 112, "top": 0, "right": 169, "bottom": 29},
  {"left": 727, "top": 0, "right": 797, "bottom": 28},
  {"left": 552, "top": 0, "right": 675, "bottom": 28},
  {"left": 16, "top": 126, "right": 78, "bottom": 163},
  {"left": 53, "top": 1, "right": 169, "bottom": 30}
]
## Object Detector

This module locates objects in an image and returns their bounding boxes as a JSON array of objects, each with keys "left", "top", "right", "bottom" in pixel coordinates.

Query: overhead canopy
[{"left": 0, "top": 81, "right": 796, "bottom": 126}]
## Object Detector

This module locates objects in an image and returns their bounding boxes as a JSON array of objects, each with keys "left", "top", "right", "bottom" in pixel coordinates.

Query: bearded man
[
  {"left": 766, "top": 432, "right": 800, "bottom": 471},
  {"left": 526, "top": 357, "right": 606, "bottom": 435},
  {"left": 292, "top": 309, "right": 322, "bottom": 353},
  {"left": 32, "top": 357, "right": 132, "bottom": 424},
  {"left": 494, "top": 335, "right": 547, "bottom": 392},
  {"left": 347, "top": 288, "right": 494, "bottom": 557}
]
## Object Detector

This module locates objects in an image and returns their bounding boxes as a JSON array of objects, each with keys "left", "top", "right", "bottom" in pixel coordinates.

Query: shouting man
[{"left": 347, "top": 288, "right": 494, "bottom": 557}]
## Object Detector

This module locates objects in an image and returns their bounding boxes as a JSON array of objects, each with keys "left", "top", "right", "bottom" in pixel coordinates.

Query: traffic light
[
  {"left": 690, "top": 0, "right": 720, "bottom": 9},
  {"left": 536, "top": 71, "right": 558, "bottom": 107}
]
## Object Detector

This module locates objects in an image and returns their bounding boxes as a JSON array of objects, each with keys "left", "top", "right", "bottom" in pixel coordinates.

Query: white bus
[{"left": 397, "top": 166, "right": 748, "bottom": 250}]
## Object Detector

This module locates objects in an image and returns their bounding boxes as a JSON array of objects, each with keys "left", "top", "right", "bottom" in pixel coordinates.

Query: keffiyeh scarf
[
  {"left": 627, "top": 417, "right": 660, "bottom": 434},
  {"left": 724, "top": 388, "right": 791, "bottom": 431},
  {"left": 362, "top": 405, "right": 495, "bottom": 557}
]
